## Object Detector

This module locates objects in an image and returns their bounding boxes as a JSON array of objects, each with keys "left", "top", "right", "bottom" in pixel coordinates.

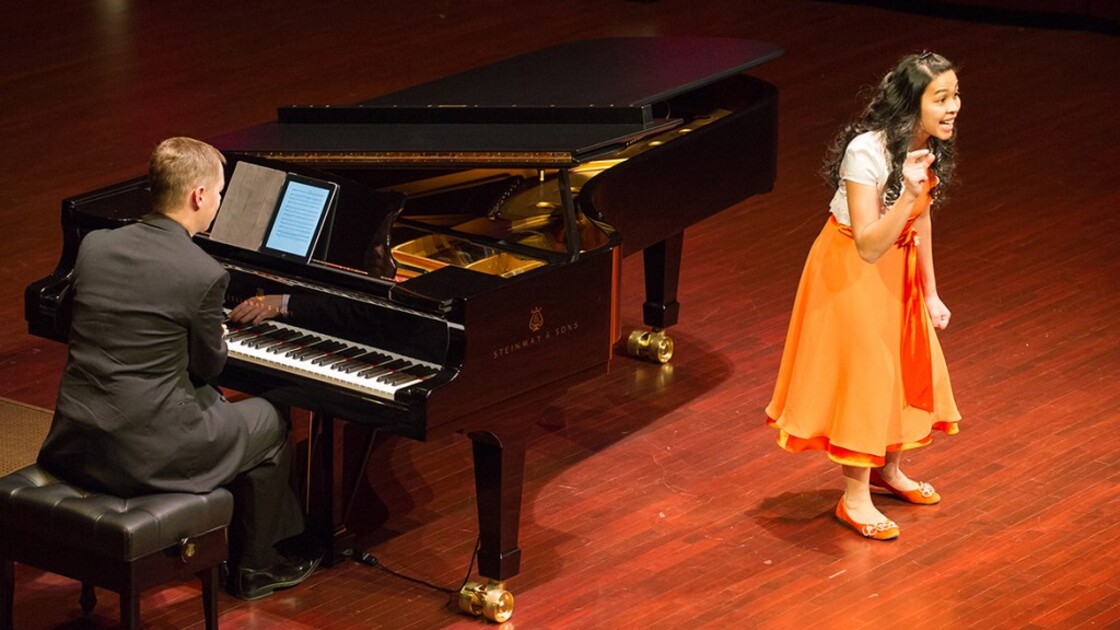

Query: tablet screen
[{"left": 259, "top": 175, "right": 338, "bottom": 262}]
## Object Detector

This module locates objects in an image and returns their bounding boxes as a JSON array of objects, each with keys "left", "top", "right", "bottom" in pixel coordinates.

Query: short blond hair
[{"left": 149, "top": 137, "right": 226, "bottom": 213}]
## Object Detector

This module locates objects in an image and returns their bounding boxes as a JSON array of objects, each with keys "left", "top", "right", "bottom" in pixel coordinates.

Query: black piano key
[
  {"left": 240, "top": 326, "right": 286, "bottom": 348},
  {"left": 311, "top": 344, "right": 360, "bottom": 366},
  {"left": 311, "top": 345, "right": 344, "bottom": 365},
  {"left": 285, "top": 337, "right": 325, "bottom": 358},
  {"left": 356, "top": 365, "right": 392, "bottom": 379},
  {"left": 331, "top": 350, "right": 385, "bottom": 372},
  {"left": 267, "top": 334, "right": 315, "bottom": 354},
  {"left": 264, "top": 340, "right": 299, "bottom": 354},
  {"left": 294, "top": 350, "right": 331, "bottom": 363},
  {"left": 399, "top": 372, "right": 424, "bottom": 384},
  {"left": 400, "top": 364, "right": 432, "bottom": 377},
  {"left": 342, "top": 362, "right": 375, "bottom": 375},
  {"left": 383, "top": 360, "right": 417, "bottom": 374},
  {"left": 243, "top": 336, "right": 274, "bottom": 349},
  {"left": 397, "top": 371, "right": 424, "bottom": 385},
  {"left": 255, "top": 331, "right": 299, "bottom": 350},
  {"left": 263, "top": 329, "right": 309, "bottom": 347},
  {"left": 226, "top": 323, "right": 272, "bottom": 342},
  {"left": 325, "top": 354, "right": 367, "bottom": 368},
  {"left": 351, "top": 350, "right": 385, "bottom": 363},
  {"left": 226, "top": 330, "right": 254, "bottom": 342},
  {"left": 247, "top": 332, "right": 292, "bottom": 349},
  {"left": 335, "top": 358, "right": 375, "bottom": 373},
  {"left": 377, "top": 372, "right": 415, "bottom": 386},
  {"left": 385, "top": 363, "right": 421, "bottom": 376},
  {"left": 223, "top": 322, "right": 247, "bottom": 334},
  {"left": 284, "top": 343, "right": 327, "bottom": 358},
  {"left": 315, "top": 354, "right": 353, "bottom": 368},
  {"left": 339, "top": 345, "right": 366, "bottom": 357},
  {"left": 295, "top": 340, "right": 341, "bottom": 360},
  {"left": 359, "top": 358, "right": 407, "bottom": 379}
]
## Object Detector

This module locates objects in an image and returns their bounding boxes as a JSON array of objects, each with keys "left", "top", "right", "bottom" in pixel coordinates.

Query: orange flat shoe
[
  {"left": 834, "top": 499, "right": 899, "bottom": 540},
  {"left": 869, "top": 468, "right": 941, "bottom": 505}
]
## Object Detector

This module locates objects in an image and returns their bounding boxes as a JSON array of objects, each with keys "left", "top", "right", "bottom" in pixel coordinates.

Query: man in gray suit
[{"left": 38, "top": 137, "right": 317, "bottom": 600}]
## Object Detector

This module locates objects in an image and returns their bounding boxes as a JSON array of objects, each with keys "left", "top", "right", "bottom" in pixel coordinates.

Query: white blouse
[{"left": 828, "top": 130, "right": 889, "bottom": 226}]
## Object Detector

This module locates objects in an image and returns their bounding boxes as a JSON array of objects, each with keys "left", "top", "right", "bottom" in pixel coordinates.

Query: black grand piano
[{"left": 26, "top": 37, "right": 781, "bottom": 621}]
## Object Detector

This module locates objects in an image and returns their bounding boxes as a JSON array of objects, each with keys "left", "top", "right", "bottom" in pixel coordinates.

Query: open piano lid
[{"left": 211, "top": 37, "right": 783, "bottom": 166}]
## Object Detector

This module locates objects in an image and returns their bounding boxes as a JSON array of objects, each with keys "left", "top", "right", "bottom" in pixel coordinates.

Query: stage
[{"left": 1, "top": 1, "right": 1117, "bottom": 627}]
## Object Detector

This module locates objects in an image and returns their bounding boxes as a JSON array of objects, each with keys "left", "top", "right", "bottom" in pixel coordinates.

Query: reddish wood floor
[{"left": 2, "top": 1, "right": 1118, "bottom": 628}]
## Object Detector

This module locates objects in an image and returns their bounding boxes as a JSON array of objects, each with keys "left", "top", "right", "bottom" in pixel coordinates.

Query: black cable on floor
[{"left": 351, "top": 536, "right": 481, "bottom": 596}]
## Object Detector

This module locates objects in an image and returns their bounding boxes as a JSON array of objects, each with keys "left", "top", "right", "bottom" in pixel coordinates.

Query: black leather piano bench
[{"left": 0, "top": 464, "right": 233, "bottom": 630}]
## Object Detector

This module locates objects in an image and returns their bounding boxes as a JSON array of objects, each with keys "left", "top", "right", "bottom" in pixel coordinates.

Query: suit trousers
[{"left": 221, "top": 396, "right": 305, "bottom": 570}]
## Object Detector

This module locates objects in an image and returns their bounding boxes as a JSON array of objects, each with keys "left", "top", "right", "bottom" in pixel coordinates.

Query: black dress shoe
[{"left": 232, "top": 555, "right": 321, "bottom": 601}]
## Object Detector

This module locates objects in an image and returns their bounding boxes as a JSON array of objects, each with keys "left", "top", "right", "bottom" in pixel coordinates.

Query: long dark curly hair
[{"left": 823, "top": 52, "right": 958, "bottom": 205}]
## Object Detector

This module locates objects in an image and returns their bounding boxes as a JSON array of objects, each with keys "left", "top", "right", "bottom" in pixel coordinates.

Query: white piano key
[{"left": 223, "top": 315, "right": 439, "bottom": 400}]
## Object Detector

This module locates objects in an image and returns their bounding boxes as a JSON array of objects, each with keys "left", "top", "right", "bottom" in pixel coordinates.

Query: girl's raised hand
[{"left": 902, "top": 149, "right": 937, "bottom": 196}]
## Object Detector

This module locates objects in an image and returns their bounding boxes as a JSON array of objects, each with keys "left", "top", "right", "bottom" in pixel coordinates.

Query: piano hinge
[{"left": 242, "top": 151, "right": 576, "bottom": 167}]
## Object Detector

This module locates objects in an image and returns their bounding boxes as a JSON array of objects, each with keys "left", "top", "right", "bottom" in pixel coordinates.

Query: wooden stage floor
[{"left": 1, "top": 1, "right": 1117, "bottom": 627}]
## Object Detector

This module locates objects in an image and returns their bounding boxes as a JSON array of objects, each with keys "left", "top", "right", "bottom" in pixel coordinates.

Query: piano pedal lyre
[
  {"left": 458, "top": 580, "right": 514, "bottom": 623},
  {"left": 627, "top": 329, "right": 674, "bottom": 363}
]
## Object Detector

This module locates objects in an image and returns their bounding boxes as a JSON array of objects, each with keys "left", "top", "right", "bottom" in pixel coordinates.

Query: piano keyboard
[{"left": 223, "top": 315, "right": 440, "bottom": 400}]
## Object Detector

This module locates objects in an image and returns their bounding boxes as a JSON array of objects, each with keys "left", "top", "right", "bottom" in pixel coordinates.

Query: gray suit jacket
[{"left": 38, "top": 213, "right": 250, "bottom": 496}]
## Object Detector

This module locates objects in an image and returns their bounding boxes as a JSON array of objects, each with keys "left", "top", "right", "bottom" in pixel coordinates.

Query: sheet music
[
  {"left": 263, "top": 181, "right": 332, "bottom": 256},
  {"left": 209, "top": 161, "right": 287, "bottom": 250}
]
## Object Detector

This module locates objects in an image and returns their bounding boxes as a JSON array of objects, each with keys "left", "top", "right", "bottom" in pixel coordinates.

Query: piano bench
[{"left": 0, "top": 464, "right": 232, "bottom": 630}]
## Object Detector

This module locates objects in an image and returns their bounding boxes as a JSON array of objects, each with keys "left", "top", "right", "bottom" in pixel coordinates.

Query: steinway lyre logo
[
  {"left": 528, "top": 307, "right": 544, "bottom": 333},
  {"left": 490, "top": 307, "right": 578, "bottom": 360}
]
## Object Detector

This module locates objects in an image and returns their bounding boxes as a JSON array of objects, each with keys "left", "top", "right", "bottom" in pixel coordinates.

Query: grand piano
[{"left": 26, "top": 37, "right": 781, "bottom": 621}]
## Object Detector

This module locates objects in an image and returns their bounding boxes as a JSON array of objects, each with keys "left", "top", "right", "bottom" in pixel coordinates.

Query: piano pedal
[
  {"left": 627, "top": 329, "right": 674, "bottom": 363},
  {"left": 458, "top": 580, "right": 514, "bottom": 623}
]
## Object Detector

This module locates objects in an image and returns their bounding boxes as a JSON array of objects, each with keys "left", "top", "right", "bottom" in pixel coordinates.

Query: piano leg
[
  {"left": 642, "top": 232, "right": 683, "bottom": 330},
  {"left": 626, "top": 232, "right": 682, "bottom": 363},
  {"left": 457, "top": 430, "right": 524, "bottom": 622},
  {"left": 306, "top": 413, "right": 361, "bottom": 566},
  {"left": 468, "top": 430, "right": 524, "bottom": 579}
]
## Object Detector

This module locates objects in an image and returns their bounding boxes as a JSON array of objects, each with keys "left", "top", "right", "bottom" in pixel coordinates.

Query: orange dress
[{"left": 765, "top": 178, "right": 960, "bottom": 467}]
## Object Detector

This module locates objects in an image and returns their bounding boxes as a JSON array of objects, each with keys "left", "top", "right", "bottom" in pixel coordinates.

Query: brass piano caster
[
  {"left": 627, "top": 329, "right": 674, "bottom": 363},
  {"left": 459, "top": 580, "right": 514, "bottom": 623}
]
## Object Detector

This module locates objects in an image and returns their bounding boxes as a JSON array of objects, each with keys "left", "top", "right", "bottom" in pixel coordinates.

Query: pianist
[{"left": 37, "top": 137, "right": 318, "bottom": 601}]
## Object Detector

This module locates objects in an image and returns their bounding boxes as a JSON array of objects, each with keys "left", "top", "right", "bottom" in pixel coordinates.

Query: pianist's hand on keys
[{"left": 229, "top": 295, "right": 286, "bottom": 325}]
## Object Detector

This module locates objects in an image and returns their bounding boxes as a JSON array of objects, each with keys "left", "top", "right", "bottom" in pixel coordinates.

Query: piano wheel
[
  {"left": 458, "top": 580, "right": 515, "bottom": 623},
  {"left": 627, "top": 329, "right": 674, "bottom": 364}
]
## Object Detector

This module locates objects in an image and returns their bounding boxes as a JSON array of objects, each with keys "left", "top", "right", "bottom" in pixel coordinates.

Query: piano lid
[
  {"left": 355, "top": 37, "right": 783, "bottom": 113},
  {"left": 211, "top": 37, "right": 783, "bottom": 166}
]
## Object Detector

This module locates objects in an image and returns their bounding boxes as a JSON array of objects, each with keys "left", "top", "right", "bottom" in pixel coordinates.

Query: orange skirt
[{"left": 765, "top": 216, "right": 960, "bottom": 467}]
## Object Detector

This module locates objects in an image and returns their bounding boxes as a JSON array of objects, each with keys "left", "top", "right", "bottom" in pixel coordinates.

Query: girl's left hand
[{"left": 926, "top": 295, "right": 951, "bottom": 330}]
